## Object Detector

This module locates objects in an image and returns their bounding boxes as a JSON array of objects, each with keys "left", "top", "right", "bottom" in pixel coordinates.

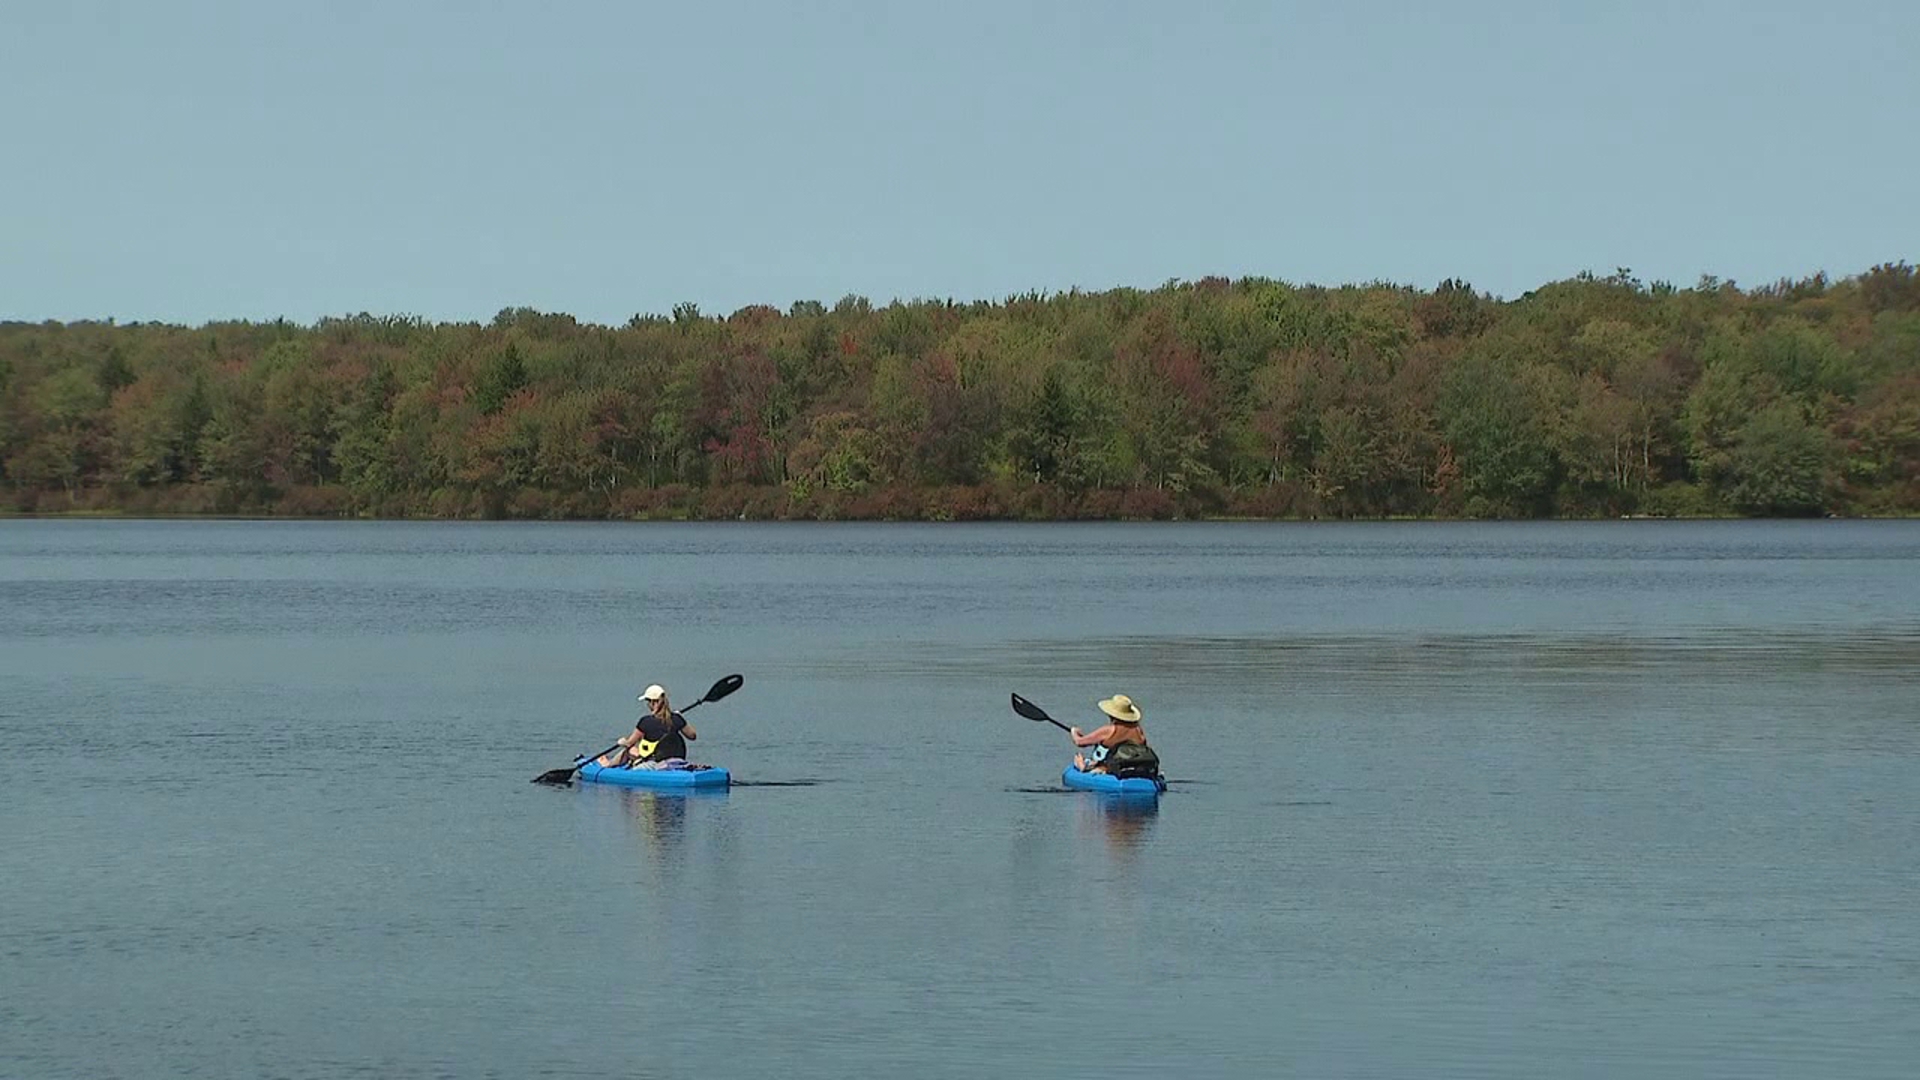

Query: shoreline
[{"left": 5, "top": 508, "right": 1903, "bottom": 524}]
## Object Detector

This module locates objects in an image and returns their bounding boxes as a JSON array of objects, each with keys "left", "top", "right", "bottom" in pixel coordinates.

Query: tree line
[{"left": 2, "top": 263, "right": 1916, "bottom": 520}]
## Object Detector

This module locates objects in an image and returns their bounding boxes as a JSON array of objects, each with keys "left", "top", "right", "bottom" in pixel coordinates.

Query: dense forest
[{"left": 3, "top": 264, "right": 1917, "bottom": 521}]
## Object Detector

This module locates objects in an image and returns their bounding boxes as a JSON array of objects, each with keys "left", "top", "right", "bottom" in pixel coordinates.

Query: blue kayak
[
  {"left": 577, "top": 761, "right": 731, "bottom": 789},
  {"left": 1062, "top": 764, "right": 1166, "bottom": 795}
]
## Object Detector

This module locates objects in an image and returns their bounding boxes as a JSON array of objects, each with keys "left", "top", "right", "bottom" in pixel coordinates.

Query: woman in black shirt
[{"left": 596, "top": 683, "right": 697, "bottom": 767}]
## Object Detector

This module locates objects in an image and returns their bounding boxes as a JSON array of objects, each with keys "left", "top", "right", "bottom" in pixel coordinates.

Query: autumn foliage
[{"left": 3, "top": 264, "right": 1917, "bottom": 519}]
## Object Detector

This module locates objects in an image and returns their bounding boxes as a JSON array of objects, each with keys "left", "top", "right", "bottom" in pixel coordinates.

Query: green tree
[
  {"left": 331, "top": 365, "right": 398, "bottom": 506},
  {"left": 473, "top": 342, "right": 528, "bottom": 416},
  {"left": 1438, "top": 351, "right": 1561, "bottom": 516},
  {"left": 1008, "top": 369, "right": 1083, "bottom": 484},
  {"left": 106, "top": 376, "right": 178, "bottom": 485},
  {"left": 1725, "top": 403, "right": 1831, "bottom": 515}
]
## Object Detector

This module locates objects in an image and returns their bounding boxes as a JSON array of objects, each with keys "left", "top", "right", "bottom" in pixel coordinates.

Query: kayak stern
[{"left": 1062, "top": 764, "right": 1165, "bottom": 795}]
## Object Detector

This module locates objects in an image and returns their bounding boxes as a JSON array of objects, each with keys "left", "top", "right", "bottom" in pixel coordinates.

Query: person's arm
[
  {"left": 1069, "top": 724, "right": 1113, "bottom": 747},
  {"left": 596, "top": 725, "right": 638, "bottom": 765},
  {"left": 678, "top": 713, "right": 697, "bottom": 741}
]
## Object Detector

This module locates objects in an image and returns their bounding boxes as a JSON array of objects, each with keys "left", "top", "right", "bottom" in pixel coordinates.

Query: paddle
[
  {"left": 1010, "top": 692, "right": 1074, "bottom": 734},
  {"left": 532, "top": 673, "right": 744, "bottom": 785}
]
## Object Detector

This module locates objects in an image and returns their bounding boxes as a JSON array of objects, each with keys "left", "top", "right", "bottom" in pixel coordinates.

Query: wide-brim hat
[{"left": 1098, "top": 694, "right": 1142, "bottom": 724}]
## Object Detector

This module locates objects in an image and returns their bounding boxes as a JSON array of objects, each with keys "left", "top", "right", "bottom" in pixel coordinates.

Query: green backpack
[{"left": 1101, "top": 741, "right": 1161, "bottom": 778}]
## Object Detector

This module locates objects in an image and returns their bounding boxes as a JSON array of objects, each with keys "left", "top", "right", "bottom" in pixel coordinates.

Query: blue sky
[{"left": 4, "top": 0, "right": 1914, "bottom": 325}]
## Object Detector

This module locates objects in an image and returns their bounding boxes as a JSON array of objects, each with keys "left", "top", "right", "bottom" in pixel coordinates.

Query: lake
[{"left": 3, "top": 519, "right": 1917, "bottom": 1079}]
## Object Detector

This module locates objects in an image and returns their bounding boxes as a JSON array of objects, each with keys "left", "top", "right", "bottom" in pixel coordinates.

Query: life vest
[{"left": 627, "top": 711, "right": 688, "bottom": 764}]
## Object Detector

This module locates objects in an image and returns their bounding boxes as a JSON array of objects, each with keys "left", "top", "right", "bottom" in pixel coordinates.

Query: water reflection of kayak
[
  {"left": 577, "top": 760, "right": 732, "bottom": 789},
  {"left": 1062, "top": 763, "right": 1166, "bottom": 795}
]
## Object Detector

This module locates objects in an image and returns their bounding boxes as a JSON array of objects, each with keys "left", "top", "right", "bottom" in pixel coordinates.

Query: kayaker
[
  {"left": 1070, "top": 693, "right": 1160, "bottom": 777},
  {"left": 596, "top": 684, "right": 697, "bottom": 769}
]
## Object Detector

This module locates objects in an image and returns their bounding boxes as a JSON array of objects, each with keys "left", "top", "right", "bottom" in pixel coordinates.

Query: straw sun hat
[{"left": 1098, "top": 693, "right": 1143, "bottom": 724}]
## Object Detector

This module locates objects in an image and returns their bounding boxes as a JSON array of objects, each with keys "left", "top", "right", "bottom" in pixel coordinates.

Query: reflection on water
[
  {"left": 1075, "top": 791, "right": 1159, "bottom": 855},
  {"left": 583, "top": 787, "right": 729, "bottom": 859},
  {"left": 625, "top": 790, "right": 687, "bottom": 857}
]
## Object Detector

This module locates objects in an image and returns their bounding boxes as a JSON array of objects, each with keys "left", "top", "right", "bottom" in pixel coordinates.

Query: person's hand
[{"left": 1069, "top": 726, "right": 1083, "bottom": 739}]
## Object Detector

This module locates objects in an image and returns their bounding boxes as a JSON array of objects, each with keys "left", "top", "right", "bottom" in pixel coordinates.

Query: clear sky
[{"left": 4, "top": 0, "right": 1915, "bottom": 325}]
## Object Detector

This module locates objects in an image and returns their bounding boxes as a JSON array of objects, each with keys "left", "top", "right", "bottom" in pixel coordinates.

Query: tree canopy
[{"left": 3, "top": 264, "right": 1916, "bottom": 520}]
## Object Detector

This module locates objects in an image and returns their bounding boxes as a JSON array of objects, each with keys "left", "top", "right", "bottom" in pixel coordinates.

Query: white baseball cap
[{"left": 639, "top": 684, "right": 667, "bottom": 702}]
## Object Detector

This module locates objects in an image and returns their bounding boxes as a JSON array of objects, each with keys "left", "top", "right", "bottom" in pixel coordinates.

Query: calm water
[{"left": 3, "top": 519, "right": 1918, "bottom": 1079}]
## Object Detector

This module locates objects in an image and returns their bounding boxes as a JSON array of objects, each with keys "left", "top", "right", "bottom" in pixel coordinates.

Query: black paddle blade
[
  {"left": 1010, "top": 692, "right": 1052, "bottom": 723},
  {"left": 701, "top": 673, "right": 745, "bottom": 704},
  {"left": 1012, "top": 692, "right": 1074, "bottom": 733},
  {"left": 534, "top": 740, "right": 621, "bottom": 784}
]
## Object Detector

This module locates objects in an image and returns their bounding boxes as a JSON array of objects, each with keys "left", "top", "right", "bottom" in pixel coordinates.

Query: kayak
[
  {"left": 1062, "top": 764, "right": 1166, "bottom": 795},
  {"left": 577, "top": 761, "right": 731, "bottom": 789}
]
